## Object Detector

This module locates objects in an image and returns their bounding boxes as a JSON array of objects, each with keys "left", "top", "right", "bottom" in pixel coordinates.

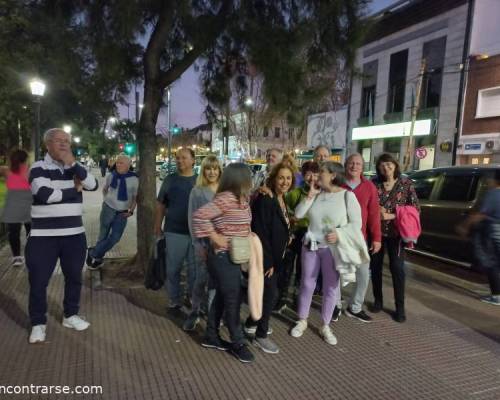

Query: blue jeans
[
  {"left": 92, "top": 203, "right": 128, "bottom": 260},
  {"left": 191, "top": 244, "right": 216, "bottom": 314},
  {"left": 164, "top": 232, "right": 196, "bottom": 306}
]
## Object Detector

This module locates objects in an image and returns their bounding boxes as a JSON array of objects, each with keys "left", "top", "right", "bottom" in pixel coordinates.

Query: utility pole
[
  {"left": 166, "top": 87, "right": 172, "bottom": 172},
  {"left": 403, "top": 58, "right": 426, "bottom": 172}
]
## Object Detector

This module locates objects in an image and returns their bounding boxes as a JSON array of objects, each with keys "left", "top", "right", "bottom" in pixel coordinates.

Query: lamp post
[
  {"left": 30, "top": 79, "right": 46, "bottom": 161},
  {"left": 63, "top": 124, "right": 72, "bottom": 134}
]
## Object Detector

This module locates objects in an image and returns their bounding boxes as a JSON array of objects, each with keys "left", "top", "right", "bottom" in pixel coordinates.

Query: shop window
[
  {"left": 483, "top": 157, "right": 490, "bottom": 164},
  {"left": 383, "top": 137, "right": 401, "bottom": 153}
]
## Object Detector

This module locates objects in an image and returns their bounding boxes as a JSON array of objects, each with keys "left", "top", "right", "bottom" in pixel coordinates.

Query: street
[{"left": 0, "top": 171, "right": 499, "bottom": 400}]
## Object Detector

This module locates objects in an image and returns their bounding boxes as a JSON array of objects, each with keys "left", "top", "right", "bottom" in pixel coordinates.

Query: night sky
[{"left": 121, "top": 0, "right": 398, "bottom": 130}]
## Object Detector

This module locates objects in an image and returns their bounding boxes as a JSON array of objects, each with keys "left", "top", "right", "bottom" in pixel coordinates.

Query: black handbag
[{"left": 145, "top": 235, "right": 166, "bottom": 290}]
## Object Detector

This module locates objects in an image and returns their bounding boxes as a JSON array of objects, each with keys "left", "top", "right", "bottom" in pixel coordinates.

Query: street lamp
[
  {"left": 73, "top": 136, "right": 81, "bottom": 144},
  {"left": 30, "top": 78, "right": 46, "bottom": 160},
  {"left": 244, "top": 97, "right": 253, "bottom": 107},
  {"left": 63, "top": 125, "right": 72, "bottom": 134}
]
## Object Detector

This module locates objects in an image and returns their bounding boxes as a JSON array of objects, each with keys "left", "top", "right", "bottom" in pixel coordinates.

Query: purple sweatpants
[{"left": 297, "top": 246, "right": 340, "bottom": 325}]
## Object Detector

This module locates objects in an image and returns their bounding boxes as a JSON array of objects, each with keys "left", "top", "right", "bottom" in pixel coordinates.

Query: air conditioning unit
[{"left": 485, "top": 139, "right": 500, "bottom": 151}]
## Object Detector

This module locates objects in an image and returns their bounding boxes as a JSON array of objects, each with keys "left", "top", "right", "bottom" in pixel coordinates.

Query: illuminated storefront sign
[{"left": 352, "top": 119, "right": 432, "bottom": 140}]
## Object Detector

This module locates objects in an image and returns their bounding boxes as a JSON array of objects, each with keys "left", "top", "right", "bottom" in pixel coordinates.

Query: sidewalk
[{"left": 0, "top": 171, "right": 499, "bottom": 399}]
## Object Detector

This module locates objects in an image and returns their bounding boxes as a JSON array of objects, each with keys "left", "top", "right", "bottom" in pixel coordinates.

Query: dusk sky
[{"left": 121, "top": 0, "right": 397, "bottom": 130}]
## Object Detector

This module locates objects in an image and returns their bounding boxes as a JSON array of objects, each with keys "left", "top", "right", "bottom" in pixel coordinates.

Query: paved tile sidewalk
[{"left": 0, "top": 172, "right": 499, "bottom": 399}]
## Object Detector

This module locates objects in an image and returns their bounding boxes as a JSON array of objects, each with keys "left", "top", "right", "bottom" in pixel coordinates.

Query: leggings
[{"left": 7, "top": 223, "right": 31, "bottom": 257}]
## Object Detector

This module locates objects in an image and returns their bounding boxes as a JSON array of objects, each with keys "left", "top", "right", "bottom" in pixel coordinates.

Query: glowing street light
[
  {"left": 29, "top": 78, "right": 46, "bottom": 160},
  {"left": 244, "top": 97, "right": 253, "bottom": 107},
  {"left": 108, "top": 117, "right": 117, "bottom": 124},
  {"left": 73, "top": 136, "right": 81, "bottom": 144},
  {"left": 63, "top": 125, "right": 72, "bottom": 134}
]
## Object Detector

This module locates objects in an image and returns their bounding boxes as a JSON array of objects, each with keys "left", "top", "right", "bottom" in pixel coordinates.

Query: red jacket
[{"left": 342, "top": 177, "right": 382, "bottom": 243}]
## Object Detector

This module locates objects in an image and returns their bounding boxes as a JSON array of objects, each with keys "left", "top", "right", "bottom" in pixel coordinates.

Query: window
[
  {"left": 476, "top": 86, "right": 500, "bottom": 118},
  {"left": 387, "top": 50, "right": 408, "bottom": 114},
  {"left": 421, "top": 37, "right": 446, "bottom": 109},
  {"left": 263, "top": 126, "right": 269, "bottom": 137},
  {"left": 274, "top": 127, "right": 281, "bottom": 138},
  {"left": 438, "top": 174, "right": 476, "bottom": 202},
  {"left": 360, "top": 60, "right": 378, "bottom": 120},
  {"left": 411, "top": 171, "right": 439, "bottom": 200},
  {"left": 288, "top": 128, "right": 294, "bottom": 139}
]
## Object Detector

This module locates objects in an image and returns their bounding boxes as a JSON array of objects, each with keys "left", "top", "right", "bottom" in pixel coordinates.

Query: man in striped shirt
[{"left": 26, "top": 128, "right": 98, "bottom": 344}]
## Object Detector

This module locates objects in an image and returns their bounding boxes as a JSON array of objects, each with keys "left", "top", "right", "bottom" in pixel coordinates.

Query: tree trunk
[{"left": 136, "top": 84, "right": 163, "bottom": 272}]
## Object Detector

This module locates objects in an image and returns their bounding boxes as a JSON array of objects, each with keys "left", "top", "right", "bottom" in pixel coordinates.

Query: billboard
[{"left": 307, "top": 109, "right": 347, "bottom": 150}]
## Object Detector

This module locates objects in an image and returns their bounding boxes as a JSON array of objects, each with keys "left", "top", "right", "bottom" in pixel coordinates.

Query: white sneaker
[
  {"left": 62, "top": 315, "right": 90, "bottom": 331},
  {"left": 290, "top": 319, "right": 308, "bottom": 338},
  {"left": 320, "top": 324, "right": 337, "bottom": 345},
  {"left": 29, "top": 325, "right": 46, "bottom": 344},
  {"left": 11, "top": 256, "right": 24, "bottom": 267}
]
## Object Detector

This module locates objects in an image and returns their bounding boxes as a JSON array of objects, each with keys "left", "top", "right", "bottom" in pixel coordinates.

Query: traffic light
[
  {"left": 118, "top": 143, "right": 124, "bottom": 151},
  {"left": 124, "top": 143, "right": 136, "bottom": 155}
]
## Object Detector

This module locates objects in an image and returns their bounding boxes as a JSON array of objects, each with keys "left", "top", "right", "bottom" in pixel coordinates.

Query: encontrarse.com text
[{"left": 0, "top": 385, "right": 103, "bottom": 395}]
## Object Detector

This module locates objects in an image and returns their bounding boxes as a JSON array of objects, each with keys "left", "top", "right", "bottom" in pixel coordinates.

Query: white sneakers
[
  {"left": 291, "top": 319, "right": 308, "bottom": 337},
  {"left": 290, "top": 320, "right": 338, "bottom": 345},
  {"left": 29, "top": 325, "right": 46, "bottom": 344},
  {"left": 30, "top": 316, "right": 90, "bottom": 343},
  {"left": 320, "top": 325, "right": 337, "bottom": 345},
  {"left": 62, "top": 315, "right": 90, "bottom": 331},
  {"left": 11, "top": 256, "right": 24, "bottom": 267}
]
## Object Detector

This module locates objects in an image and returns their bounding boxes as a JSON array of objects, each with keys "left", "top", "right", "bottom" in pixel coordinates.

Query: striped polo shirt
[
  {"left": 192, "top": 191, "right": 251, "bottom": 252},
  {"left": 29, "top": 154, "right": 98, "bottom": 236}
]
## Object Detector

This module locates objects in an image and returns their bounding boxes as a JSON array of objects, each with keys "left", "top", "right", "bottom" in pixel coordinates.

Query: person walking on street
[
  {"left": 0, "top": 149, "right": 32, "bottom": 267},
  {"left": 244, "top": 162, "right": 294, "bottom": 354},
  {"left": 462, "top": 170, "right": 500, "bottom": 305},
  {"left": 183, "top": 155, "right": 222, "bottom": 331},
  {"left": 291, "top": 162, "right": 363, "bottom": 345},
  {"left": 155, "top": 148, "right": 197, "bottom": 310},
  {"left": 192, "top": 163, "right": 256, "bottom": 363},
  {"left": 370, "top": 153, "right": 419, "bottom": 323},
  {"left": 98, "top": 155, "right": 108, "bottom": 178},
  {"left": 26, "top": 128, "right": 98, "bottom": 344},
  {"left": 342, "top": 153, "right": 382, "bottom": 322},
  {"left": 86, "top": 154, "right": 138, "bottom": 269}
]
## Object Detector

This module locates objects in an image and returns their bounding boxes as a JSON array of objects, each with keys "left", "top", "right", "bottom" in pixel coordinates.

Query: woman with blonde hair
[{"left": 185, "top": 155, "right": 223, "bottom": 331}]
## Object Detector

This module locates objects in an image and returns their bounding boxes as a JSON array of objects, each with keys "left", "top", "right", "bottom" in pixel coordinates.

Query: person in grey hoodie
[{"left": 184, "top": 155, "right": 222, "bottom": 331}]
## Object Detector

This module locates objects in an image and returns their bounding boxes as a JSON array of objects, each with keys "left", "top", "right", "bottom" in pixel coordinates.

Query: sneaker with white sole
[
  {"left": 345, "top": 308, "right": 373, "bottom": 323},
  {"left": 254, "top": 337, "right": 279, "bottom": 354},
  {"left": 62, "top": 315, "right": 90, "bottom": 331},
  {"left": 290, "top": 319, "right": 307, "bottom": 338},
  {"left": 11, "top": 256, "right": 24, "bottom": 267},
  {"left": 29, "top": 325, "right": 46, "bottom": 344},
  {"left": 244, "top": 325, "right": 273, "bottom": 335},
  {"left": 320, "top": 324, "right": 337, "bottom": 345}
]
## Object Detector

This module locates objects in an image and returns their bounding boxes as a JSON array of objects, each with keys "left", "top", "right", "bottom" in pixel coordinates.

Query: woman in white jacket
[{"left": 291, "top": 161, "right": 363, "bottom": 345}]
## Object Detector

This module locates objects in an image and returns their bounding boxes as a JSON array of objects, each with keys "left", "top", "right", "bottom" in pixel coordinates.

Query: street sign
[{"left": 415, "top": 147, "right": 427, "bottom": 159}]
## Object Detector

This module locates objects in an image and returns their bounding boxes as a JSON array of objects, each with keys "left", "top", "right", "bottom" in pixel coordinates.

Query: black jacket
[{"left": 251, "top": 194, "right": 290, "bottom": 272}]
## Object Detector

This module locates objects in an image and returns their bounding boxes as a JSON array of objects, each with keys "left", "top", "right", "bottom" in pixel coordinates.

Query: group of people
[
  {"left": 151, "top": 144, "right": 421, "bottom": 363},
  {"left": 2, "top": 128, "right": 499, "bottom": 361}
]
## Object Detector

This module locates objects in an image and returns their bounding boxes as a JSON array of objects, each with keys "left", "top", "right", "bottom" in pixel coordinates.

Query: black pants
[
  {"left": 276, "top": 230, "right": 305, "bottom": 306},
  {"left": 100, "top": 167, "right": 106, "bottom": 177},
  {"left": 246, "top": 271, "right": 278, "bottom": 338},
  {"left": 7, "top": 223, "right": 31, "bottom": 257},
  {"left": 370, "top": 237, "right": 406, "bottom": 315},
  {"left": 206, "top": 251, "right": 244, "bottom": 346},
  {"left": 488, "top": 269, "right": 500, "bottom": 295},
  {"left": 26, "top": 234, "right": 87, "bottom": 326}
]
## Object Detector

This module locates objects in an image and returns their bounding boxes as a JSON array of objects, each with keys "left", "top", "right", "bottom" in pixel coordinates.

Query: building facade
[
  {"left": 348, "top": 0, "right": 470, "bottom": 170},
  {"left": 457, "top": 0, "right": 500, "bottom": 165}
]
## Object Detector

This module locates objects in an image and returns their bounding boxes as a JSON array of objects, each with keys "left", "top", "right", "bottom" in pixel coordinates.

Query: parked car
[
  {"left": 159, "top": 162, "right": 177, "bottom": 180},
  {"left": 408, "top": 165, "right": 500, "bottom": 267}
]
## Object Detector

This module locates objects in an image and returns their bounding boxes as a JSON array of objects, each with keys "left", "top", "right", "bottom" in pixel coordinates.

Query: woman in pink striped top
[{"left": 192, "top": 163, "right": 256, "bottom": 364}]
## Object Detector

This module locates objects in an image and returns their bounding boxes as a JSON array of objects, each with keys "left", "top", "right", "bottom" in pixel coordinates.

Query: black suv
[{"left": 409, "top": 165, "right": 500, "bottom": 267}]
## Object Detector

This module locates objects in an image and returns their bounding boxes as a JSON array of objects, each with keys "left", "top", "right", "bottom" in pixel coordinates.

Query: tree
[{"left": 73, "top": 0, "right": 369, "bottom": 272}]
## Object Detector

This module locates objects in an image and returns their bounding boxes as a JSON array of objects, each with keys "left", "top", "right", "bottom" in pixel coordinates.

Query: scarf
[{"left": 110, "top": 170, "right": 136, "bottom": 201}]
